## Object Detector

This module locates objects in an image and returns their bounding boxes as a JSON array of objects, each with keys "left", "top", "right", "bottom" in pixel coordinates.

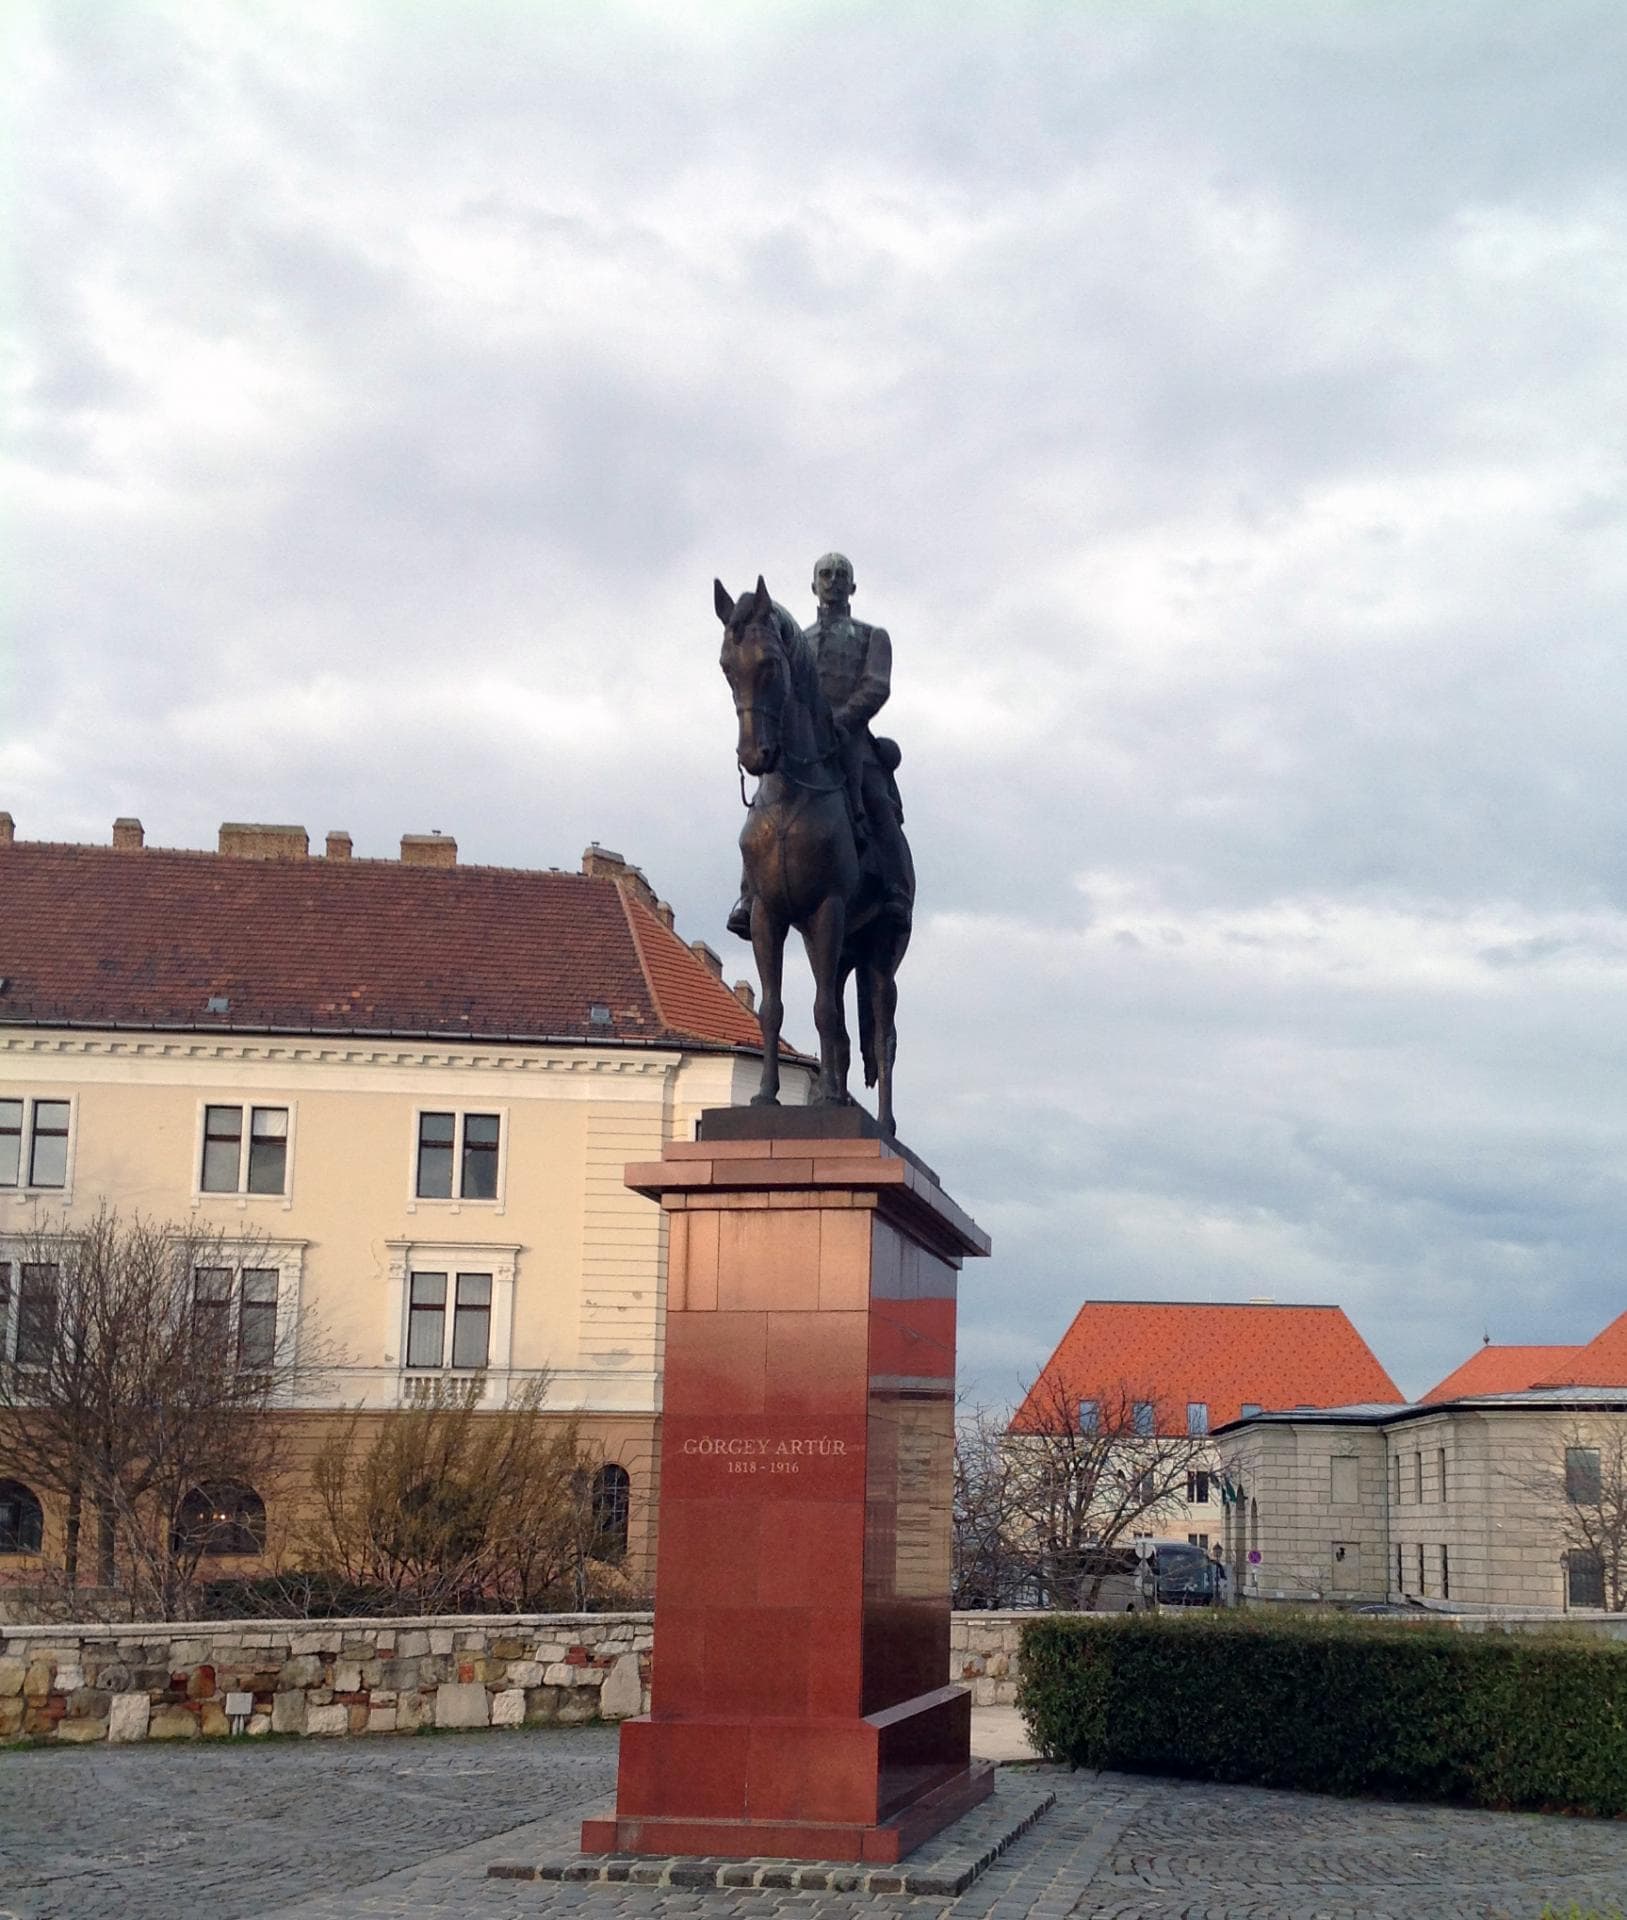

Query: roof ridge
[
  {"left": 616, "top": 885, "right": 669, "bottom": 1030},
  {"left": 0, "top": 840, "right": 612, "bottom": 881}
]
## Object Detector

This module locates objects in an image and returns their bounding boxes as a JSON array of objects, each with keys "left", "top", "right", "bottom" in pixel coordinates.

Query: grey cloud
[{"left": 9, "top": 0, "right": 1627, "bottom": 1410}]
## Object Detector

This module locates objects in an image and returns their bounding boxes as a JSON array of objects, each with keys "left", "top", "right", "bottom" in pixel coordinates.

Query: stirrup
[{"left": 726, "top": 899, "right": 752, "bottom": 941}]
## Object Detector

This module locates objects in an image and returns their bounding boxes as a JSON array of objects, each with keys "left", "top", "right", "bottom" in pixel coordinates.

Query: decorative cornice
[{"left": 0, "top": 1031, "right": 680, "bottom": 1075}]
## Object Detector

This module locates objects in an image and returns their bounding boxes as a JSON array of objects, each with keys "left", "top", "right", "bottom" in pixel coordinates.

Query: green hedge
[{"left": 1017, "top": 1612, "right": 1627, "bottom": 1816}]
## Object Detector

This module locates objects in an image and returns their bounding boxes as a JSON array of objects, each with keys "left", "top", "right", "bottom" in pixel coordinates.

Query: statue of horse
[{"left": 714, "top": 576, "right": 915, "bottom": 1134}]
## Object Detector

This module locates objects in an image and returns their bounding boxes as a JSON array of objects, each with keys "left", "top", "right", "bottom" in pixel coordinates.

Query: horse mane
[{"left": 771, "top": 602, "right": 829, "bottom": 724}]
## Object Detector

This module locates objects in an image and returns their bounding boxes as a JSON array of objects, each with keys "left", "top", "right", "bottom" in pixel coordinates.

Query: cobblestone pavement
[{"left": 3, "top": 1728, "right": 1625, "bottom": 1920}]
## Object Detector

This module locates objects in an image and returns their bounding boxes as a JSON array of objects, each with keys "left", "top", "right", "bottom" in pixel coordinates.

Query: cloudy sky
[{"left": 6, "top": 1, "right": 1627, "bottom": 1406}]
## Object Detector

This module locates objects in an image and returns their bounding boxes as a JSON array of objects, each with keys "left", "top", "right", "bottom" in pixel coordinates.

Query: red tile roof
[
  {"left": 622, "top": 896, "right": 757, "bottom": 1048},
  {"left": 0, "top": 838, "right": 767, "bottom": 1054},
  {"left": 1536, "top": 1311, "right": 1627, "bottom": 1388},
  {"left": 1010, "top": 1300, "right": 1403, "bottom": 1435},
  {"left": 1420, "top": 1344, "right": 1584, "bottom": 1403}
]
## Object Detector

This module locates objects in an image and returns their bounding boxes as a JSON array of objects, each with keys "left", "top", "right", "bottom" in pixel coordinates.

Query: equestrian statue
[{"left": 714, "top": 552, "right": 914, "bottom": 1135}]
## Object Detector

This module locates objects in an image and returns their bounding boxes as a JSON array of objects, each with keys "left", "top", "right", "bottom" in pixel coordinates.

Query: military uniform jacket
[{"left": 804, "top": 616, "right": 892, "bottom": 743}]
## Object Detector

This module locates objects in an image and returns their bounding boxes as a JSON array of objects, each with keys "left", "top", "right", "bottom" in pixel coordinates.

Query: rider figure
[{"left": 727, "top": 551, "right": 910, "bottom": 940}]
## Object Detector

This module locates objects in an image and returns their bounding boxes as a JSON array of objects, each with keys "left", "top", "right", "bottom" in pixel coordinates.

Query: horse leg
[
  {"left": 801, "top": 894, "right": 850, "bottom": 1106},
  {"left": 749, "top": 898, "right": 786, "bottom": 1106},
  {"left": 867, "top": 962, "right": 900, "bottom": 1135}
]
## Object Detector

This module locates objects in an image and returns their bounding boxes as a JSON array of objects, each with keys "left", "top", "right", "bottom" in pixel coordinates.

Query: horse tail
[{"left": 858, "top": 961, "right": 879, "bottom": 1089}]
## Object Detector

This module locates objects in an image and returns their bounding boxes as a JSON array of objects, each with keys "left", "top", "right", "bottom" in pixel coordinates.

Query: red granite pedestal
[{"left": 581, "top": 1108, "right": 992, "bottom": 1864}]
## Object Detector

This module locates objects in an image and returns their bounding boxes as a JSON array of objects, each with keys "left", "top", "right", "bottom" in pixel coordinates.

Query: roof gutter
[{"left": 0, "top": 1013, "right": 769, "bottom": 1059}]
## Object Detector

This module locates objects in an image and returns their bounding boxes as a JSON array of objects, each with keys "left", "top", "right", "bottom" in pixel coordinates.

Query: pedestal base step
[{"left": 489, "top": 1770, "right": 1051, "bottom": 1897}]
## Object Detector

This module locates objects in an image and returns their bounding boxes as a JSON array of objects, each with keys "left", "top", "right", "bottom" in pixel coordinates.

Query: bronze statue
[{"left": 715, "top": 566, "right": 915, "bottom": 1133}]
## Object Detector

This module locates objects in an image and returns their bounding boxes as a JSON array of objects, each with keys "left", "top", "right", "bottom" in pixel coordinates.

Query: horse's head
[{"left": 715, "top": 574, "right": 789, "bottom": 778}]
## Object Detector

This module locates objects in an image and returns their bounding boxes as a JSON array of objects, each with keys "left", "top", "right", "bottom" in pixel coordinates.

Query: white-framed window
[
  {"left": 0, "top": 1095, "right": 76, "bottom": 1198},
  {"left": 1186, "top": 1469, "right": 1211, "bottom": 1504},
  {"left": 3, "top": 1240, "right": 303, "bottom": 1377},
  {"left": 1186, "top": 1401, "right": 1209, "bottom": 1436},
  {"left": 0, "top": 1257, "right": 58, "bottom": 1366},
  {"left": 194, "top": 1102, "right": 296, "bottom": 1203},
  {"left": 406, "top": 1271, "right": 493, "bottom": 1369},
  {"left": 385, "top": 1240, "right": 518, "bottom": 1388},
  {"left": 191, "top": 1263, "right": 285, "bottom": 1369},
  {"left": 409, "top": 1108, "right": 507, "bottom": 1210}
]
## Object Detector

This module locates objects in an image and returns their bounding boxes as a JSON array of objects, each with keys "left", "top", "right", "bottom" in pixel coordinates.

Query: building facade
[
  {"left": 0, "top": 816, "right": 809, "bottom": 1593},
  {"left": 1216, "top": 1367, "right": 1627, "bottom": 1611},
  {"left": 1009, "top": 1299, "right": 1404, "bottom": 1553}
]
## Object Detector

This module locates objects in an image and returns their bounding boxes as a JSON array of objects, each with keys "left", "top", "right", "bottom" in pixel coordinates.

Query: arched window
[
  {"left": 174, "top": 1483, "right": 266, "bottom": 1557},
  {"left": 0, "top": 1480, "right": 44, "bottom": 1554},
  {"left": 591, "top": 1464, "right": 630, "bottom": 1562}
]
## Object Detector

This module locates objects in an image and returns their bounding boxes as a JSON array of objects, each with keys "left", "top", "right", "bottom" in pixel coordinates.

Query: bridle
[{"left": 730, "top": 628, "right": 845, "bottom": 806}]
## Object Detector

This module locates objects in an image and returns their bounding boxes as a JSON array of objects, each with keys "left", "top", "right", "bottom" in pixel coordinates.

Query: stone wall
[
  {"left": 8, "top": 1606, "right": 1622, "bottom": 1744},
  {"left": 0, "top": 1612, "right": 651, "bottom": 1746},
  {"left": 0, "top": 1610, "right": 1037, "bottom": 1745},
  {"left": 951, "top": 1611, "right": 1029, "bottom": 1705}
]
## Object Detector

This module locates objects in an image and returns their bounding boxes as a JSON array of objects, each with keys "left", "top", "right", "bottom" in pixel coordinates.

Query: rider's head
[{"left": 812, "top": 552, "right": 855, "bottom": 608}]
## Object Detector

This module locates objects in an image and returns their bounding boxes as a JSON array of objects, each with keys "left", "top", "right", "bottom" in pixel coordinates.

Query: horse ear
[
  {"left": 714, "top": 579, "right": 734, "bottom": 624},
  {"left": 752, "top": 575, "right": 771, "bottom": 616}
]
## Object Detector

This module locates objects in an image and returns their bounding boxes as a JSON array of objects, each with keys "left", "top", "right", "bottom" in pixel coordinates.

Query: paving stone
[{"left": 4, "top": 1729, "right": 1627, "bottom": 1920}]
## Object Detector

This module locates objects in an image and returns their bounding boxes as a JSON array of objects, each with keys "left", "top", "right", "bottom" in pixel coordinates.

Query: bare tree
[
  {"left": 1536, "top": 1423, "right": 1627, "bottom": 1612},
  {"left": 1002, "top": 1373, "right": 1214, "bottom": 1609},
  {"left": 0, "top": 1207, "right": 329, "bottom": 1616},
  {"left": 953, "top": 1401, "right": 1028, "bottom": 1608},
  {"left": 298, "top": 1375, "right": 616, "bottom": 1612}
]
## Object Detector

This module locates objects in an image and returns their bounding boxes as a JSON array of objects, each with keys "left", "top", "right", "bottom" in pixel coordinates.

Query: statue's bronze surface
[{"left": 715, "top": 562, "right": 914, "bottom": 1133}]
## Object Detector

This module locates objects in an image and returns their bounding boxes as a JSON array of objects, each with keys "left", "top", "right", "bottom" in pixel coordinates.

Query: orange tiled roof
[
  {"left": 622, "top": 896, "right": 758, "bottom": 1048},
  {"left": 1010, "top": 1300, "right": 1403, "bottom": 1434},
  {"left": 0, "top": 838, "right": 766, "bottom": 1054},
  {"left": 1536, "top": 1311, "right": 1627, "bottom": 1388},
  {"left": 1420, "top": 1344, "right": 1584, "bottom": 1403}
]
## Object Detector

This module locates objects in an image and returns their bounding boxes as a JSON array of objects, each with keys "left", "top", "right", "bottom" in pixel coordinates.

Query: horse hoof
[{"left": 750, "top": 1093, "right": 781, "bottom": 1108}]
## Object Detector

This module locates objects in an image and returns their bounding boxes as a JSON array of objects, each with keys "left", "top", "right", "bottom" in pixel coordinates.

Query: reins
[{"left": 734, "top": 680, "right": 846, "bottom": 806}]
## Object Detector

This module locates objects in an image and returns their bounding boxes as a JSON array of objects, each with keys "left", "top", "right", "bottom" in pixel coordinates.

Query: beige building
[
  {"left": 1009, "top": 1299, "right": 1404, "bottom": 1559},
  {"left": 1215, "top": 1379, "right": 1627, "bottom": 1611},
  {"left": 0, "top": 815, "right": 810, "bottom": 1588}
]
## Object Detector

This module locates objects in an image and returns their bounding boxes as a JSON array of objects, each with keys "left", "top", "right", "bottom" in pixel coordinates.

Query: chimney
[
  {"left": 0, "top": 812, "right": 13, "bottom": 847},
  {"left": 580, "top": 842, "right": 659, "bottom": 913},
  {"left": 690, "top": 940, "right": 723, "bottom": 980},
  {"left": 732, "top": 978, "right": 757, "bottom": 1012},
  {"left": 112, "top": 817, "right": 144, "bottom": 850},
  {"left": 325, "top": 830, "right": 353, "bottom": 861},
  {"left": 401, "top": 832, "right": 457, "bottom": 868},
  {"left": 219, "top": 822, "right": 310, "bottom": 859},
  {"left": 655, "top": 901, "right": 676, "bottom": 930}
]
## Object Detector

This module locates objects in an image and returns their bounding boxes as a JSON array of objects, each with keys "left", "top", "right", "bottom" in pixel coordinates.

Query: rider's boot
[{"left": 727, "top": 892, "right": 752, "bottom": 941}]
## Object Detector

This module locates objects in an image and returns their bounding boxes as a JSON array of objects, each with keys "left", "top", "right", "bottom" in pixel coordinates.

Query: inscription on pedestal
[{"left": 663, "top": 1415, "right": 868, "bottom": 1498}]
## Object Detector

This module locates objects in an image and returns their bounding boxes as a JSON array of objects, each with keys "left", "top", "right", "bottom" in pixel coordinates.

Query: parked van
[{"left": 1129, "top": 1539, "right": 1226, "bottom": 1609}]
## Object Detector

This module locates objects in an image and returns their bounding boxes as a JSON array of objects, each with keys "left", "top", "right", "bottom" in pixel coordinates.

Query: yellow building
[{"left": 0, "top": 813, "right": 809, "bottom": 1589}]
